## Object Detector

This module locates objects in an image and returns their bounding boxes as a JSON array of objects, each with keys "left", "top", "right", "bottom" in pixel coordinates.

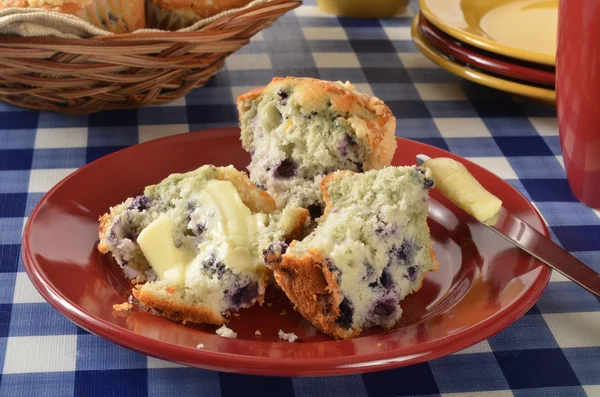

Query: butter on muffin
[
  {"left": 264, "top": 166, "right": 439, "bottom": 339},
  {"left": 147, "top": 0, "right": 252, "bottom": 30},
  {"left": 237, "top": 77, "right": 397, "bottom": 218},
  {"left": 0, "top": 0, "right": 146, "bottom": 33},
  {"left": 98, "top": 165, "right": 308, "bottom": 325}
]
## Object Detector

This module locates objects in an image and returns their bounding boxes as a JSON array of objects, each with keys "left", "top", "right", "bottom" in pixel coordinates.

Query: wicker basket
[{"left": 0, "top": 0, "right": 301, "bottom": 114}]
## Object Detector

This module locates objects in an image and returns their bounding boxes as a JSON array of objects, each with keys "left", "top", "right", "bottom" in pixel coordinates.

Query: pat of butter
[
  {"left": 423, "top": 157, "right": 502, "bottom": 223},
  {"left": 193, "top": 180, "right": 260, "bottom": 274},
  {"left": 137, "top": 214, "right": 195, "bottom": 285}
]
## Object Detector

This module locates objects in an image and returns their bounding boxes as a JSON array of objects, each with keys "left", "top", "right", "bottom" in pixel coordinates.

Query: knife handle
[{"left": 487, "top": 207, "right": 600, "bottom": 297}]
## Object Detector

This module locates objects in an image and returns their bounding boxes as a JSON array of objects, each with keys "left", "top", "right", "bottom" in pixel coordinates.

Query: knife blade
[{"left": 416, "top": 154, "right": 600, "bottom": 297}]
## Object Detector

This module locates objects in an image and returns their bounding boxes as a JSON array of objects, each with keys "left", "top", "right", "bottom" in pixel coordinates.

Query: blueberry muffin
[
  {"left": 98, "top": 165, "right": 308, "bottom": 325},
  {"left": 264, "top": 166, "right": 439, "bottom": 339},
  {"left": 237, "top": 77, "right": 397, "bottom": 218},
  {"left": 147, "top": 0, "right": 252, "bottom": 30},
  {"left": 1, "top": 0, "right": 146, "bottom": 33}
]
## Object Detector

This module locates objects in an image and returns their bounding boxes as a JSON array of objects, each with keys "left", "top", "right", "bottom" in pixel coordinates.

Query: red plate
[
  {"left": 419, "top": 14, "right": 556, "bottom": 87},
  {"left": 22, "top": 128, "right": 550, "bottom": 376}
]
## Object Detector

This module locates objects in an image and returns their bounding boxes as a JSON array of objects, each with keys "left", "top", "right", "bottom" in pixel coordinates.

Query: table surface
[{"left": 2, "top": 0, "right": 600, "bottom": 396}]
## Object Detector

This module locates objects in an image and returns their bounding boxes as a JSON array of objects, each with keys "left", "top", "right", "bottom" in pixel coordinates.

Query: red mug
[{"left": 556, "top": 0, "right": 600, "bottom": 209}]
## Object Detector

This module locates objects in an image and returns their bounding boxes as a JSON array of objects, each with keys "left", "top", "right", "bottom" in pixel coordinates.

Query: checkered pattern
[{"left": 1, "top": 0, "right": 599, "bottom": 396}]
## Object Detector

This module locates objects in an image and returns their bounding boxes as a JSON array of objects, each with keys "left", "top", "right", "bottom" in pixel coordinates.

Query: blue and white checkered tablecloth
[{"left": 2, "top": 0, "right": 600, "bottom": 395}]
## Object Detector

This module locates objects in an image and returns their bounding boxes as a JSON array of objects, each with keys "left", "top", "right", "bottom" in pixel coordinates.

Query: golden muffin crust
[
  {"left": 237, "top": 76, "right": 397, "bottom": 170},
  {"left": 149, "top": 0, "right": 251, "bottom": 18},
  {"left": 0, "top": 0, "right": 146, "bottom": 33}
]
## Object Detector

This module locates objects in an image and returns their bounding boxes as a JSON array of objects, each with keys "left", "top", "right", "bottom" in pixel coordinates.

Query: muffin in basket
[
  {"left": 237, "top": 77, "right": 397, "bottom": 218},
  {"left": 147, "top": 0, "right": 253, "bottom": 30},
  {"left": 1, "top": 0, "right": 146, "bottom": 33},
  {"left": 98, "top": 165, "right": 308, "bottom": 325}
]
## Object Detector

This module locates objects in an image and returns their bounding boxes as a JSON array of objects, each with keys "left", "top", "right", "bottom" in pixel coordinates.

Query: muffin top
[
  {"left": 149, "top": 0, "right": 252, "bottom": 18},
  {"left": 2, "top": 0, "right": 93, "bottom": 12},
  {"left": 237, "top": 77, "right": 398, "bottom": 211},
  {"left": 238, "top": 77, "right": 397, "bottom": 171}
]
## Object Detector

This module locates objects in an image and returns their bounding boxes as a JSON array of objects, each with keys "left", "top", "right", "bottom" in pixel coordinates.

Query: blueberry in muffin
[
  {"left": 237, "top": 77, "right": 398, "bottom": 216},
  {"left": 98, "top": 165, "right": 308, "bottom": 325},
  {"left": 264, "top": 166, "right": 439, "bottom": 339}
]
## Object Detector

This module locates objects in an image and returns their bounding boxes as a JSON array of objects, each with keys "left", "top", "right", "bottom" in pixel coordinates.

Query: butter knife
[{"left": 416, "top": 154, "right": 600, "bottom": 297}]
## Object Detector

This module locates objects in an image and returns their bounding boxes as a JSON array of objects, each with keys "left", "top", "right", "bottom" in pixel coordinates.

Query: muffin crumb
[
  {"left": 278, "top": 330, "right": 298, "bottom": 343},
  {"left": 216, "top": 325, "right": 237, "bottom": 339},
  {"left": 113, "top": 302, "right": 132, "bottom": 312}
]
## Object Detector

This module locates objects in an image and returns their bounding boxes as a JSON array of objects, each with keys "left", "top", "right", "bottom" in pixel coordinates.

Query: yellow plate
[
  {"left": 411, "top": 15, "right": 556, "bottom": 103},
  {"left": 420, "top": 0, "right": 556, "bottom": 66}
]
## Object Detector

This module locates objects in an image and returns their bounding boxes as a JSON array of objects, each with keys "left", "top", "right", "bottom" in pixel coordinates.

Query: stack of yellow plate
[{"left": 414, "top": 0, "right": 557, "bottom": 102}]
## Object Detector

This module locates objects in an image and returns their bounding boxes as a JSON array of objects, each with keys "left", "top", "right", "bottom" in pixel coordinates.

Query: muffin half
[
  {"left": 98, "top": 165, "right": 307, "bottom": 325},
  {"left": 264, "top": 166, "right": 439, "bottom": 339}
]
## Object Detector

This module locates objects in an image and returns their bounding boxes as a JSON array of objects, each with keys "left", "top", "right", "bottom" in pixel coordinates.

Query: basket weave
[{"left": 0, "top": 0, "right": 301, "bottom": 114}]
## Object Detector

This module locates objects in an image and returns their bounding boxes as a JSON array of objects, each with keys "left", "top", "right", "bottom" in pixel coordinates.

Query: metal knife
[{"left": 416, "top": 154, "right": 600, "bottom": 297}]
